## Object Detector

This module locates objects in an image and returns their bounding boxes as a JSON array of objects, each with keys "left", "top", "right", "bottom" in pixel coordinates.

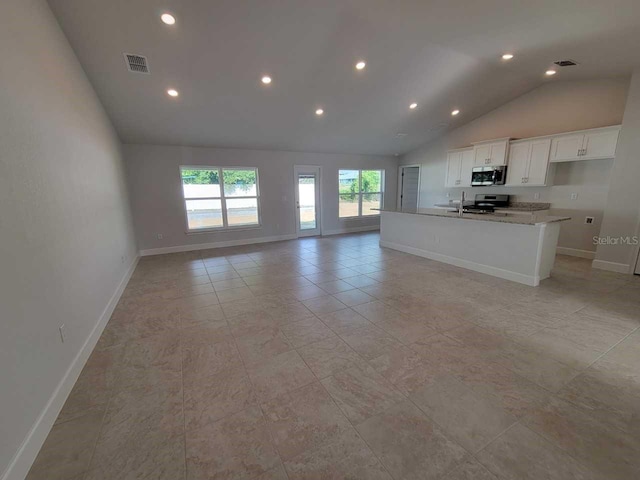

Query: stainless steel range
[{"left": 462, "top": 194, "right": 510, "bottom": 214}]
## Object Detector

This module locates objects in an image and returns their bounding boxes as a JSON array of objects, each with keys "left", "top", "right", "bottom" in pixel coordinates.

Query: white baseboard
[
  {"left": 1, "top": 256, "right": 140, "bottom": 480},
  {"left": 591, "top": 259, "right": 631, "bottom": 274},
  {"left": 380, "top": 240, "right": 539, "bottom": 286},
  {"left": 322, "top": 225, "right": 380, "bottom": 236},
  {"left": 556, "top": 247, "right": 596, "bottom": 259},
  {"left": 140, "top": 234, "right": 298, "bottom": 256}
]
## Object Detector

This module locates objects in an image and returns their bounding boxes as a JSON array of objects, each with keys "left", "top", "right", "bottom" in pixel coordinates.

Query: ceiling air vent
[
  {"left": 553, "top": 59, "right": 579, "bottom": 67},
  {"left": 123, "top": 53, "right": 150, "bottom": 74}
]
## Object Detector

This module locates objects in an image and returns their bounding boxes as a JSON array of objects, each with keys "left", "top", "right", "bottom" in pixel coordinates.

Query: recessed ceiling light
[
  {"left": 167, "top": 88, "right": 179, "bottom": 97},
  {"left": 502, "top": 54, "right": 514, "bottom": 60},
  {"left": 409, "top": 103, "right": 418, "bottom": 110},
  {"left": 451, "top": 109, "right": 460, "bottom": 116},
  {"left": 355, "top": 61, "right": 366, "bottom": 70},
  {"left": 161, "top": 13, "right": 176, "bottom": 25},
  {"left": 315, "top": 108, "right": 324, "bottom": 116},
  {"left": 261, "top": 76, "right": 272, "bottom": 84},
  {"left": 545, "top": 70, "right": 557, "bottom": 76}
]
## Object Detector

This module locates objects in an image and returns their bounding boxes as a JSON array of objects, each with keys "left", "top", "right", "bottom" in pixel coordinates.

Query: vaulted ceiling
[{"left": 48, "top": 0, "right": 640, "bottom": 155}]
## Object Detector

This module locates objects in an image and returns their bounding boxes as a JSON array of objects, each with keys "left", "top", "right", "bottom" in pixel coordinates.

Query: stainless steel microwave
[{"left": 471, "top": 166, "right": 507, "bottom": 186}]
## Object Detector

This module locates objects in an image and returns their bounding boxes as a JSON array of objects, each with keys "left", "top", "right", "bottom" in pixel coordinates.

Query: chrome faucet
[{"left": 458, "top": 191, "right": 465, "bottom": 217}]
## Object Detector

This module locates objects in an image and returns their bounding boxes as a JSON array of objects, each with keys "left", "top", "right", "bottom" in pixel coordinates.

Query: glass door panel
[
  {"left": 298, "top": 175, "right": 317, "bottom": 230},
  {"left": 294, "top": 166, "right": 321, "bottom": 237}
]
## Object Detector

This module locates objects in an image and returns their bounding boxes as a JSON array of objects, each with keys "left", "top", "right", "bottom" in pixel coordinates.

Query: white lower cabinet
[
  {"left": 445, "top": 148, "right": 474, "bottom": 187},
  {"left": 506, "top": 138, "right": 551, "bottom": 186}
]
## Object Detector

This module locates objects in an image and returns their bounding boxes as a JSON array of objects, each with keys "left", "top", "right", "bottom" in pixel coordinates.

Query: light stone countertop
[
  {"left": 378, "top": 208, "right": 570, "bottom": 226},
  {"left": 434, "top": 201, "right": 551, "bottom": 212}
]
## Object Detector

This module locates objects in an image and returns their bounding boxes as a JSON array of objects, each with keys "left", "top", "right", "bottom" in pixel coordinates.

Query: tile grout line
[
  {"left": 222, "top": 293, "right": 293, "bottom": 480},
  {"left": 295, "top": 335, "right": 399, "bottom": 480}
]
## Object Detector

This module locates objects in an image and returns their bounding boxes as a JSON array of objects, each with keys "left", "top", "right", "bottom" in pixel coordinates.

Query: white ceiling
[{"left": 48, "top": 0, "right": 640, "bottom": 155}]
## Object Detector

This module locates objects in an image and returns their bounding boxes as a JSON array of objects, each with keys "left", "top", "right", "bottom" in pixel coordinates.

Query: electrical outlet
[
  {"left": 585, "top": 216, "right": 595, "bottom": 224},
  {"left": 446, "top": 192, "right": 450, "bottom": 198},
  {"left": 59, "top": 325, "right": 66, "bottom": 343},
  {"left": 157, "top": 233, "right": 163, "bottom": 240},
  {"left": 570, "top": 192, "right": 578, "bottom": 200},
  {"left": 533, "top": 192, "right": 540, "bottom": 200}
]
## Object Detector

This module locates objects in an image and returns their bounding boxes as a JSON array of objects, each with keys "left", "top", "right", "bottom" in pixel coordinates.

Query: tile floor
[{"left": 27, "top": 232, "right": 640, "bottom": 480}]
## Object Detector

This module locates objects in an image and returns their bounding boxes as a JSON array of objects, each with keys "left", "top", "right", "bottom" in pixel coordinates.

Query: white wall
[
  {"left": 595, "top": 69, "right": 640, "bottom": 272},
  {"left": 0, "top": 0, "right": 137, "bottom": 478},
  {"left": 401, "top": 78, "right": 630, "bottom": 255},
  {"left": 124, "top": 145, "right": 398, "bottom": 253}
]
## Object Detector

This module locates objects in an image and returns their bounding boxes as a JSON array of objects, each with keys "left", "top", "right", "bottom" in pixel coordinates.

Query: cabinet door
[
  {"left": 473, "top": 144, "right": 491, "bottom": 166},
  {"left": 489, "top": 142, "right": 508, "bottom": 166},
  {"left": 445, "top": 152, "right": 461, "bottom": 187},
  {"left": 505, "top": 143, "right": 529, "bottom": 185},
  {"left": 582, "top": 129, "right": 619, "bottom": 159},
  {"left": 459, "top": 149, "right": 475, "bottom": 186},
  {"left": 550, "top": 134, "right": 584, "bottom": 162},
  {"left": 526, "top": 139, "right": 552, "bottom": 185}
]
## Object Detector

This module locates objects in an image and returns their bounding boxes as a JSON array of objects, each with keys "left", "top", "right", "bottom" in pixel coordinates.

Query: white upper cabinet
[
  {"left": 445, "top": 151, "right": 461, "bottom": 187},
  {"left": 527, "top": 139, "right": 553, "bottom": 185},
  {"left": 460, "top": 149, "right": 474, "bottom": 185},
  {"left": 445, "top": 148, "right": 473, "bottom": 187},
  {"left": 506, "top": 138, "right": 552, "bottom": 186},
  {"left": 550, "top": 126, "right": 620, "bottom": 162},
  {"left": 550, "top": 134, "right": 584, "bottom": 162},
  {"left": 473, "top": 139, "right": 509, "bottom": 167},
  {"left": 505, "top": 143, "right": 529, "bottom": 186},
  {"left": 581, "top": 128, "right": 619, "bottom": 159}
]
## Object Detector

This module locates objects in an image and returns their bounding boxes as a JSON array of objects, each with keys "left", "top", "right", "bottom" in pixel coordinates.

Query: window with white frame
[
  {"left": 180, "top": 166, "right": 260, "bottom": 231},
  {"left": 338, "top": 169, "right": 384, "bottom": 218}
]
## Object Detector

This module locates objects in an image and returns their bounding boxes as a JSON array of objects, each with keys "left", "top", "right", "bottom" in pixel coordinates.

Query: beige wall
[
  {"left": 124, "top": 144, "right": 398, "bottom": 253},
  {"left": 595, "top": 69, "right": 640, "bottom": 271},
  {"left": 401, "top": 77, "right": 630, "bottom": 254},
  {"left": 0, "top": 0, "right": 136, "bottom": 477}
]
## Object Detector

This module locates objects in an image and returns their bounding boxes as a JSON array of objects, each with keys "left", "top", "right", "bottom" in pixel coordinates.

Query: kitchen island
[{"left": 379, "top": 208, "right": 570, "bottom": 286}]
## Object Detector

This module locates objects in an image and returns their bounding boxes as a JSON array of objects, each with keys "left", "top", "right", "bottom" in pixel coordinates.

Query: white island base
[{"left": 380, "top": 210, "right": 565, "bottom": 286}]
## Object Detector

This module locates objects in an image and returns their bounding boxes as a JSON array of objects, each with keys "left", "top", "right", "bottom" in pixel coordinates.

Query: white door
[
  {"left": 526, "top": 138, "right": 552, "bottom": 185},
  {"left": 506, "top": 142, "right": 529, "bottom": 185},
  {"left": 294, "top": 166, "right": 321, "bottom": 237},
  {"left": 550, "top": 134, "right": 584, "bottom": 162},
  {"left": 582, "top": 129, "right": 619, "bottom": 159},
  {"left": 400, "top": 166, "right": 420, "bottom": 211}
]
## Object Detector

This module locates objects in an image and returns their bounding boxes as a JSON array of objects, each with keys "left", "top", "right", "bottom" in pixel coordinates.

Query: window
[
  {"left": 180, "top": 166, "right": 260, "bottom": 231},
  {"left": 338, "top": 169, "right": 384, "bottom": 218}
]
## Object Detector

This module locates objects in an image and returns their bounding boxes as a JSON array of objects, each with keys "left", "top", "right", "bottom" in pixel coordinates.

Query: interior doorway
[
  {"left": 398, "top": 165, "right": 420, "bottom": 211},
  {"left": 294, "top": 165, "right": 321, "bottom": 237}
]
